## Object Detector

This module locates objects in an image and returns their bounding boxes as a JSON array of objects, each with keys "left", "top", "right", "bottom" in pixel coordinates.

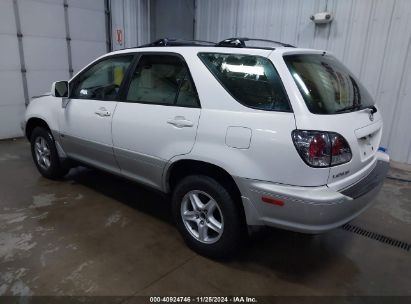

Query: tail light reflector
[{"left": 261, "top": 196, "right": 284, "bottom": 206}]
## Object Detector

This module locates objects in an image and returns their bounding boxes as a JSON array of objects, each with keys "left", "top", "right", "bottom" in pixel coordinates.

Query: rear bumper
[{"left": 236, "top": 152, "right": 389, "bottom": 233}]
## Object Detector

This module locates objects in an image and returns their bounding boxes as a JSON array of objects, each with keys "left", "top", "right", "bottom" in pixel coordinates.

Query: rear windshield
[
  {"left": 198, "top": 53, "right": 291, "bottom": 112},
  {"left": 284, "top": 54, "right": 374, "bottom": 114}
]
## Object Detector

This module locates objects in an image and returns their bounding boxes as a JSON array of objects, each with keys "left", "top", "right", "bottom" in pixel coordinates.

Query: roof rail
[
  {"left": 116, "top": 37, "right": 295, "bottom": 51},
  {"left": 138, "top": 38, "right": 216, "bottom": 48},
  {"left": 216, "top": 37, "right": 295, "bottom": 49}
]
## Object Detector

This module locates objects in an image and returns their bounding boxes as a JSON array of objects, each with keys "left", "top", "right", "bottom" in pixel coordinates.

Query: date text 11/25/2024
[{"left": 149, "top": 296, "right": 258, "bottom": 303}]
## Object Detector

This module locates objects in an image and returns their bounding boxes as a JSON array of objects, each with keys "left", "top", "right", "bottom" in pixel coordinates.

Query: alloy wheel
[
  {"left": 34, "top": 136, "right": 51, "bottom": 170},
  {"left": 180, "top": 190, "right": 224, "bottom": 244}
]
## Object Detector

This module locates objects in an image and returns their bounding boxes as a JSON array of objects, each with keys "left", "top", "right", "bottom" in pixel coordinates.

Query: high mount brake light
[{"left": 292, "top": 130, "right": 352, "bottom": 167}]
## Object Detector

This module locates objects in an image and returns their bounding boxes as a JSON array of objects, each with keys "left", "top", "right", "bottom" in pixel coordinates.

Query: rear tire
[
  {"left": 172, "top": 175, "right": 244, "bottom": 258},
  {"left": 30, "top": 127, "right": 69, "bottom": 179}
]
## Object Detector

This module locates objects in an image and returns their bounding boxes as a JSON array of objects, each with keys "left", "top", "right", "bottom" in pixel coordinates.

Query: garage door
[
  {"left": 0, "top": 0, "right": 108, "bottom": 139},
  {"left": 0, "top": 0, "right": 25, "bottom": 139}
]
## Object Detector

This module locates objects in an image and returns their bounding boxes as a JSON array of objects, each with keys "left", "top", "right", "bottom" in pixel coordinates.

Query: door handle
[
  {"left": 95, "top": 107, "right": 111, "bottom": 117},
  {"left": 167, "top": 117, "right": 194, "bottom": 128}
]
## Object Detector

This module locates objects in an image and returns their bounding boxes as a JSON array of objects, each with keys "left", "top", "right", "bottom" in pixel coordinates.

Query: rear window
[
  {"left": 284, "top": 54, "right": 374, "bottom": 114},
  {"left": 198, "top": 53, "right": 291, "bottom": 112}
]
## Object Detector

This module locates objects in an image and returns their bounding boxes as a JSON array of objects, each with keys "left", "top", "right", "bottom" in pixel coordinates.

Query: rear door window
[
  {"left": 198, "top": 53, "right": 291, "bottom": 112},
  {"left": 125, "top": 54, "right": 199, "bottom": 107},
  {"left": 284, "top": 54, "right": 374, "bottom": 114}
]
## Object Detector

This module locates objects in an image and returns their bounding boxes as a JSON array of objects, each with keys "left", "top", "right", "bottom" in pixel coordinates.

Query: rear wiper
[
  {"left": 335, "top": 104, "right": 377, "bottom": 114},
  {"left": 335, "top": 104, "right": 361, "bottom": 113},
  {"left": 364, "top": 105, "right": 377, "bottom": 114}
]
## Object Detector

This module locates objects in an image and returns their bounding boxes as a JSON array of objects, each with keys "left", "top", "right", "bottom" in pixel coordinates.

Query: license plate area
[{"left": 357, "top": 129, "right": 381, "bottom": 161}]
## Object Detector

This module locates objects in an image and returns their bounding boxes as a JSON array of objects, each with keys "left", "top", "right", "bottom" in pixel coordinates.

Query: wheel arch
[
  {"left": 164, "top": 159, "right": 247, "bottom": 219},
  {"left": 25, "top": 117, "right": 52, "bottom": 140},
  {"left": 165, "top": 159, "right": 237, "bottom": 191}
]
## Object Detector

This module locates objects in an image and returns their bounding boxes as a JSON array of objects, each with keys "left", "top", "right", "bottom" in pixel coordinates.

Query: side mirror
[{"left": 51, "top": 81, "right": 69, "bottom": 98}]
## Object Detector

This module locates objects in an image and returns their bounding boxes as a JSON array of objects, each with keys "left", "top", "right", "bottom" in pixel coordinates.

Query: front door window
[{"left": 71, "top": 56, "right": 133, "bottom": 100}]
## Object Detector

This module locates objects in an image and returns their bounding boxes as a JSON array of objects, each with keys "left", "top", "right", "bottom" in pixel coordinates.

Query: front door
[
  {"left": 112, "top": 54, "right": 201, "bottom": 190},
  {"left": 60, "top": 55, "right": 134, "bottom": 173}
]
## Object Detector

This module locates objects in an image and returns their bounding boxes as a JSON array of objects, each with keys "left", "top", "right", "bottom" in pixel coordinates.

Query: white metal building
[
  {"left": 194, "top": 0, "right": 411, "bottom": 165},
  {"left": 0, "top": 0, "right": 108, "bottom": 139},
  {"left": 1, "top": 0, "right": 410, "bottom": 165}
]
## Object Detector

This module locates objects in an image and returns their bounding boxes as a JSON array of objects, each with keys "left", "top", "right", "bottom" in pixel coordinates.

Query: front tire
[
  {"left": 30, "top": 127, "right": 68, "bottom": 179},
  {"left": 172, "top": 175, "right": 244, "bottom": 258}
]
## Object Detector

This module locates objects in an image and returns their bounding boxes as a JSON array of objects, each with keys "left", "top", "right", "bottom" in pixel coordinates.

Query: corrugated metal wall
[
  {"left": 195, "top": 0, "right": 411, "bottom": 164},
  {"left": 150, "top": 0, "right": 195, "bottom": 41},
  {"left": 110, "top": 0, "right": 195, "bottom": 50},
  {"left": 110, "top": 0, "right": 150, "bottom": 51}
]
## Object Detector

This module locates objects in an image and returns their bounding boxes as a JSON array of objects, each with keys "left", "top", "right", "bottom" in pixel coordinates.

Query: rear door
[
  {"left": 112, "top": 53, "right": 200, "bottom": 190},
  {"left": 283, "top": 53, "right": 383, "bottom": 190}
]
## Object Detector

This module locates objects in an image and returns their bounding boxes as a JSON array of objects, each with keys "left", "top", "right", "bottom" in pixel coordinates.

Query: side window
[
  {"left": 198, "top": 53, "right": 291, "bottom": 111},
  {"left": 126, "top": 55, "right": 198, "bottom": 107},
  {"left": 71, "top": 56, "right": 133, "bottom": 100},
  {"left": 176, "top": 73, "right": 197, "bottom": 107}
]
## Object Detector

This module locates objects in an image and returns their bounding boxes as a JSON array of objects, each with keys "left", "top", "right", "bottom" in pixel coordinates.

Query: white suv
[{"left": 24, "top": 38, "right": 389, "bottom": 257}]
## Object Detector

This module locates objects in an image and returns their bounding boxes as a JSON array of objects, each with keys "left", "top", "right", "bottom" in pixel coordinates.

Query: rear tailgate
[
  {"left": 281, "top": 52, "right": 384, "bottom": 190},
  {"left": 295, "top": 109, "right": 383, "bottom": 191}
]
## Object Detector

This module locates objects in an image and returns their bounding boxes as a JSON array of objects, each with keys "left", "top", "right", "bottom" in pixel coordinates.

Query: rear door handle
[
  {"left": 95, "top": 107, "right": 111, "bottom": 117},
  {"left": 167, "top": 117, "right": 194, "bottom": 128}
]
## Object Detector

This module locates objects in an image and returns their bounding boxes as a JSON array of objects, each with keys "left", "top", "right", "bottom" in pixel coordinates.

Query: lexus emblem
[{"left": 369, "top": 112, "right": 374, "bottom": 121}]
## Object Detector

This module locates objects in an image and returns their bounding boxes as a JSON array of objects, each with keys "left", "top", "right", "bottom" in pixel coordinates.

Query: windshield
[{"left": 284, "top": 54, "right": 374, "bottom": 114}]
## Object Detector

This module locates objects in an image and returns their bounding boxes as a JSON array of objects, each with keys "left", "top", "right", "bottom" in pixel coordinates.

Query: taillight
[
  {"left": 292, "top": 130, "right": 352, "bottom": 167},
  {"left": 329, "top": 133, "right": 352, "bottom": 165}
]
